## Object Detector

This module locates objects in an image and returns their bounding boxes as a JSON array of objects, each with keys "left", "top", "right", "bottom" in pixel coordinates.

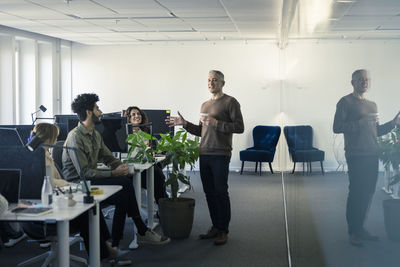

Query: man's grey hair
[
  {"left": 209, "top": 70, "right": 224, "bottom": 81},
  {"left": 352, "top": 69, "right": 369, "bottom": 80}
]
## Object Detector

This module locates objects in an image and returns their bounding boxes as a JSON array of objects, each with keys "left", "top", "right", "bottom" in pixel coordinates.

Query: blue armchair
[
  {"left": 283, "top": 125, "right": 324, "bottom": 174},
  {"left": 240, "top": 125, "right": 281, "bottom": 175}
]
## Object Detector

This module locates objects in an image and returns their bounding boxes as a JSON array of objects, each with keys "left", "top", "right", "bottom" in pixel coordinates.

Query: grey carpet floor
[
  {"left": 1, "top": 171, "right": 400, "bottom": 267},
  {"left": 285, "top": 171, "right": 400, "bottom": 267}
]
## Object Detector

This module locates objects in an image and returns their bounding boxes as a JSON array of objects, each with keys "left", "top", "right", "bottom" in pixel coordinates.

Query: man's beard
[{"left": 91, "top": 113, "right": 102, "bottom": 125}]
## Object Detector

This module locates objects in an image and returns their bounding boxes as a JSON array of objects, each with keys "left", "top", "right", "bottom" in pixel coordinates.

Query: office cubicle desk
[
  {"left": 0, "top": 185, "right": 122, "bottom": 267},
  {"left": 128, "top": 156, "right": 165, "bottom": 248},
  {"left": 131, "top": 155, "right": 165, "bottom": 227}
]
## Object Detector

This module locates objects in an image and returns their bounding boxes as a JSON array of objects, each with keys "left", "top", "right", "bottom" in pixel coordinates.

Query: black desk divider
[
  {"left": 0, "top": 125, "right": 34, "bottom": 145},
  {"left": 142, "top": 109, "right": 174, "bottom": 138},
  {"left": 54, "top": 114, "right": 78, "bottom": 124},
  {"left": 0, "top": 146, "right": 45, "bottom": 200},
  {"left": 0, "top": 169, "right": 21, "bottom": 204}
]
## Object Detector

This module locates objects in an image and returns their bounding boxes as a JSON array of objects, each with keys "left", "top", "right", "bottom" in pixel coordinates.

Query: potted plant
[
  {"left": 155, "top": 128, "right": 200, "bottom": 239},
  {"left": 125, "top": 130, "right": 155, "bottom": 165},
  {"left": 379, "top": 128, "right": 400, "bottom": 241},
  {"left": 378, "top": 128, "right": 400, "bottom": 196}
]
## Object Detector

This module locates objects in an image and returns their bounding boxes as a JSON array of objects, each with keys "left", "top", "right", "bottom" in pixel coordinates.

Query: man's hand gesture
[{"left": 166, "top": 111, "right": 186, "bottom": 127}]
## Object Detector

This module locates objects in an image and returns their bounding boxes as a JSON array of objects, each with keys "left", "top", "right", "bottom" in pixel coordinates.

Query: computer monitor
[
  {"left": 96, "top": 117, "right": 128, "bottom": 153},
  {"left": 0, "top": 169, "right": 21, "bottom": 204},
  {"left": 66, "top": 117, "right": 128, "bottom": 153},
  {"left": 142, "top": 109, "right": 174, "bottom": 138},
  {"left": 0, "top": 146, "right": 45, "bottom": 200}
]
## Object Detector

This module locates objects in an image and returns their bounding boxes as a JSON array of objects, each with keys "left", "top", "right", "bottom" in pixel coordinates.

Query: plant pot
[
  {"left": 383, "top": 199, "right": 400, "bottom": 242},
  {"left": 158, "top": 197, "right": 195, "bottom": 239}
]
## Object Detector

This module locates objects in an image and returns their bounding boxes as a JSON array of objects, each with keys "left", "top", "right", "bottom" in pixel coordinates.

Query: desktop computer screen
[{"left": 142, "top": 109, "right": 174, "bottom": 138}]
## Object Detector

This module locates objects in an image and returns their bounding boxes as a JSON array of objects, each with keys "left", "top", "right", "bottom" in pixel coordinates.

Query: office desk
[
  {"left": 0, "top": 185, "right": 122, "bottom": 267},
  {"left": 131, "top": 156, "right": 165, "bottom": 229}
]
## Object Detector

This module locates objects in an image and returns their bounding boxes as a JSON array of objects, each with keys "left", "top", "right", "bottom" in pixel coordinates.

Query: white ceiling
[{"left": 0, "top": 0, "right": 399, "bottom": 45}]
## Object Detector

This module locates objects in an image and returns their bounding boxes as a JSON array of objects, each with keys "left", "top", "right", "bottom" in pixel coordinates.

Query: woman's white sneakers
[
  {"left": 137, "top": 230, "right": 170, "bottom": 245},
  {"left": 4, "top": 233, "right": 27, "bottom": 247}
]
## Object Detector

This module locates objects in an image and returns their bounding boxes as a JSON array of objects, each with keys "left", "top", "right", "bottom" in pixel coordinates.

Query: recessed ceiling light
[{"left": 336, "top": 1, "right": 355, "bottom": 3}]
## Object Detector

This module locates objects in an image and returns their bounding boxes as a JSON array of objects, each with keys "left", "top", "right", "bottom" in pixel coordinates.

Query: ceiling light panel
[
  {"left": 123, "top": 32, "right": 167, "bottom": 40},
  {"left": 158, "top": 0, "right": 227, "bottom": 17},
  {"left": 0, "top": 1, "right": 68, "bottom": 20},
  {"left": 346, "top": 0, "right": 400, "bottom": 16},
  {"left": 94, "top": 0, "right": 170, "bottom": 17},
  {"left": 332, "top": 15, "right": 386, "bottom": 30},
  {"left": 185, "top": 17, "right": 236, "bottom": 32},
  {"left": 133, "top": 18, "right": 193, "bottom": 31},
  {"left": 84, "top": 32, "right": 137, "bottom": 42},
  {"left": 378, "top": 17, "right": 400, "bottom": 30},
  {"left": 85, "top": 19, "right": 149, "bottom": 32},
  {"left": 29, "top": 0, "right": 117, "bottom": 18},
  {"left": 222, "top": 0, "right": 281, "bottom": 21},
  {"left": 35, "top": 19, "right": 110, "bottom": 33},
  {"left": 202, "top": 31, "right": 241, "bottom": 40},
  {"left": 162, "top": 31, "right": 205, "bottom": 41}
]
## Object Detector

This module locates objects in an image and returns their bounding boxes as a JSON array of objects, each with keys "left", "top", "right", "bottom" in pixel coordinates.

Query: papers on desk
[{"left": 11, "top": 206, "right": 53, "bottom": 216}]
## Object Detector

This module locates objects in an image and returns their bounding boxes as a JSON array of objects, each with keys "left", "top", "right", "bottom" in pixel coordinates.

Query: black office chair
[{"left": 51, "top": 140, "right": 65, "bottom": 175}]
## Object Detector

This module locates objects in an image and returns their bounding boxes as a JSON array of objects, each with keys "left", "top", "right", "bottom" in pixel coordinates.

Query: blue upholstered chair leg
[
  {"left": 259, "top": 162, "right": 261, "bottom": 176},
  {"left": 309, "top": 162, "right": 312, "bottom": 174},
  {"left": 292, "top": 163, "right": 296, "bottom": 174},
  {"left": 268, "top": 162, "right": 274, "bottom": 174},
  {"left": 255, "top": 162, "right": 258, "bottom": 173},
  {"left": 240, "top": 161, "right": 244, "bottom": 175},
  {"left": 320, "top": 161, "right": 324, "bottom": 175}
]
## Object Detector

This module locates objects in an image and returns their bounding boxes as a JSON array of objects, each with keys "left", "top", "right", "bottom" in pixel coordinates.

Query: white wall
[
  {"left": 72, "top": 43, "right": 280, "bottom": 171},
  {"left": 71, "top": 41, "right": 400, "bottom": 172}
]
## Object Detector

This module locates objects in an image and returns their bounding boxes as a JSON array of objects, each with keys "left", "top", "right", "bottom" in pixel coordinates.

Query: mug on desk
[{"left": 77, "top": 180, "right": 91, "bottom": 193}]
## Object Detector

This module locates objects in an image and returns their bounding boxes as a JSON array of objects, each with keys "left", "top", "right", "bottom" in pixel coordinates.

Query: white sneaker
[
  {"left": 128, "top": 239, "right": 139, "bottom": 250},
  {"left": 39, "top": 241, "right": 51, "bottom": 248},
  {"left": 4, "top": 233, "right": 27, "bottom": 247},
  {"left": 137, "top": 230, "right": 170, "bottom": 245}
]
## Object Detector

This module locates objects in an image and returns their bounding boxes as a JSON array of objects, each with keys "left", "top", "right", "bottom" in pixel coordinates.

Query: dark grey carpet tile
[
  {"left": 118, "top": 171, "right": 288, "bottom": 267},
  {"left": 284, "top": 172, "right": 400, "bottom": 267}
]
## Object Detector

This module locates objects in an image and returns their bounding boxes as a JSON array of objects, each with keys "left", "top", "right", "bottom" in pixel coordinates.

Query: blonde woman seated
[
  {"left": 125, "top": 106, "right": 168, "bottom": 204},
  {"left": 25, "top": 123, "right": 130, "bottom": 265}
]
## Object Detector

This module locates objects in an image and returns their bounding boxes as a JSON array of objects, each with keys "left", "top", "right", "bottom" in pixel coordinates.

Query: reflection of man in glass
[{"left": 333, "top": 69, "right": 400, "bottom": 246}]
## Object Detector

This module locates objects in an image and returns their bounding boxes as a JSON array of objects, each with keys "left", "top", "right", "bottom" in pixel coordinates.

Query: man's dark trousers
[
  {"left": 200, "top": 155, "right": 231, "bottom": 233},
  {"left": 345, "top": 154, "right": 379, "bottom": 235}
]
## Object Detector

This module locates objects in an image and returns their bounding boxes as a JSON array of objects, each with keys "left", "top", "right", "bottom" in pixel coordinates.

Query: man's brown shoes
[
  {"left": 199, "top": 226, "right": 219, "bottom": 239},
  {"left": 214, "top": 231, "right": 228, "bottom": 245},
  {"left": 199, "top": 226, "right": 228, "bottom": 245}
]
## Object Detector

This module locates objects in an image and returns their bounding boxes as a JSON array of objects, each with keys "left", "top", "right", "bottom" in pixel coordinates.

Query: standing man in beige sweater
[
  {"left": 333, "top": 69, "right": 400, "bottom": 246},
  {"left": 166, "top": 70, "right": 244, "bottom": 245}
]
